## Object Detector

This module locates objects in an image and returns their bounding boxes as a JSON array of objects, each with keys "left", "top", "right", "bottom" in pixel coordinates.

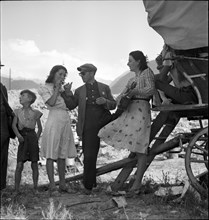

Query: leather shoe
[{"left": 82, "top": 188, "right": 92, "bottom": 195}]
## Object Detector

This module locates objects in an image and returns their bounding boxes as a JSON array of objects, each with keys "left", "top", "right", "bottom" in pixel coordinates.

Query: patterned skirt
[{"left": 98, "top": 100, "right": 151, "bottom": 154}]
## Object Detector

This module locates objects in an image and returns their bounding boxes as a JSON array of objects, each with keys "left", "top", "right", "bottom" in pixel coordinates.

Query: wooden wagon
[{"left": 66, "top": 1, "right": 208, "bottom": 198}]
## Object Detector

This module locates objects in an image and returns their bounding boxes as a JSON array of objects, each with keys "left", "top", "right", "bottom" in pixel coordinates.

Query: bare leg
[
  {"left": 31, "top": 162, "right": 39, "bottom": 190},
  {"left": 46, "top": 158, "right": 56, "bottom": 189},
  {"left": 129, "top": 153, "right": 147, "bottom": 191},
  {"left": 129, "top": 115, "right": 180, "bottom": 191},
  {"left": 57, "top": 158, "right": 66, "bottom": 188},
  {"left": 15, "top": 162, "right": 24, "bottom": 192}
]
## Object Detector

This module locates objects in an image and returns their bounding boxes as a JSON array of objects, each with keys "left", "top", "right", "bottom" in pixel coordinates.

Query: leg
[
  {"left": 82, "top": 128, "right": 100, "bottom": 190},
  {"left": 57, "top": 158, "right": 66, "bottom": 188},
  {"left": 131, "top": 115, "right": 180, "bottom": 190},
  {"left": 129, "top": 153, "right": 147, "bottom": 191},
  {"left": 15, "top": 162, "right": 24, "bottom": 192},
  {"left": 111, "top": 108, "right": 124, "bottom": 121},
  {"left": 0, "top": 137, "right": 9, "bottom": 190},
  {"left": 155, "top": 79, "right": 197, "bottom": 104},
  {"left": 31, "top": 161, "right": 39, "bottom": 190},
  {"left": 46, "top": 158, "right": 56, "bottom": 189}
]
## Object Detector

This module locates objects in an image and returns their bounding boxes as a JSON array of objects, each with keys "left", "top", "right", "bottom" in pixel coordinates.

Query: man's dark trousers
[
  {"left": 82, "top": 105, "right": 104, "bottom": 190},
  {"left": 155, "top": 79, "right": 198, "bottom": 104}
]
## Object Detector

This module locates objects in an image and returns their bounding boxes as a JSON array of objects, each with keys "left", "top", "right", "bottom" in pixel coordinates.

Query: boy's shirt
[{"left": 14, "top": 107, "right": 42, "bottom": 130}]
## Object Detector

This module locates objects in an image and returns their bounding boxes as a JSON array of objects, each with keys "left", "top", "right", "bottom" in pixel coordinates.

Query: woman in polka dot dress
[{"left": 98, "top": 50, "right": 155, "bottom": 194}]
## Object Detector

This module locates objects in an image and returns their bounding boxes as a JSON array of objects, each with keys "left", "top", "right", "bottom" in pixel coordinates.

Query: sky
[{"left": 1, "top": 0, "right": 163, "bottom": 88}]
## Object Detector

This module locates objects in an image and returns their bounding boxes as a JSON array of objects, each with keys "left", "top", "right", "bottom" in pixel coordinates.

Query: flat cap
[{"left": 77, "top": 63, "right": 97, "bottom": 73}]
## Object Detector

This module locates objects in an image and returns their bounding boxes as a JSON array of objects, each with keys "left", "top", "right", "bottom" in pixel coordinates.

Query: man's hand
[
  {"left": 64, "top": 82, "right": 73, "bottom": 90},
  {"left": 63, "top": 82, "right": 73, "bottom": 96},
  {"left": 96, "top": 97, "right": 107, "bottom": 105}
]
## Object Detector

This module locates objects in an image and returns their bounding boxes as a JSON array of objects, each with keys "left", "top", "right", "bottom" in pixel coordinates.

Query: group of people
[{"left": 0, "top": 48, "right": 198, "bottom": 197}]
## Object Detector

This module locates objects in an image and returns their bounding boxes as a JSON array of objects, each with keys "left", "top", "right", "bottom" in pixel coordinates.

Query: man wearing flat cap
[{"left": 62, "top": 63, "right": 116, "bottom": 194}]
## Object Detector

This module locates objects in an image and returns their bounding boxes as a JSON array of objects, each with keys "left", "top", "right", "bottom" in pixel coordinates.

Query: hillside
[
  {"left": 1, "top": 76, "right": 41, "bottom": 90},
  {"left": 96, "top": 77, "right": 112, "bottom": 85},
  {"left": 1, "top": 76, "right": 112, "bottom": 90},
  {"left": 1, "top": 60, "right": 157, "bottom": 93},
  {"left": 110, "top": 60, "right": 158, "bottom": 94}
]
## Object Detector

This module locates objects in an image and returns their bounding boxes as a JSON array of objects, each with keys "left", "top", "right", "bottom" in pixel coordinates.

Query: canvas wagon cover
[{"left": 143, "top": 0, "right": 208, "bottom": 50}]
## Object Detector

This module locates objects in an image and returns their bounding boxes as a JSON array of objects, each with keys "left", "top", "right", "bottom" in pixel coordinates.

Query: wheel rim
[{"left": 185, "top": 127, "right": 208, "bottom": 197}]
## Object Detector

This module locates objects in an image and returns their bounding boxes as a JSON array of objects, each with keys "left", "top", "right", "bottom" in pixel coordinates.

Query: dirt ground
[
  {"left": 2, "top": 90, "right": 207, "bottom": 219},
  {"left": 1, "top": 157, "right": 208, "bottom": 220}
]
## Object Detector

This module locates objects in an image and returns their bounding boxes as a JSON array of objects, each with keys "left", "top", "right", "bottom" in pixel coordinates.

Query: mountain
[
  {"left": 110, "top": 60, "right": 158, "bottom": 95},
  {"left": 110, "top": 71, "right": 135, "bottom": 95},
  {"left": 1, "top": 60, "right": 157, "bottom": 93},
  {"left": 96, "top": 77, "right": 112, "bottom": 85},
  {"left": 1, "top": 76, "right": 40, "bottom": 90},
  {"left": 1, "top": 75, "right": 112, "bottom": 90}
]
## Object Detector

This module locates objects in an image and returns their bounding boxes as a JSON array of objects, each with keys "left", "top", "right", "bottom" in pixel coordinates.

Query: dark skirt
[{"left": 17, "top": 128, "right": 39, "bottom": 163}]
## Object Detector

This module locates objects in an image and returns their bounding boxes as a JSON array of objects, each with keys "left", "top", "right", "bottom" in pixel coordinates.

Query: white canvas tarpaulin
[{"left": 143, "top": 0, "right": 208, "bottom": 50}]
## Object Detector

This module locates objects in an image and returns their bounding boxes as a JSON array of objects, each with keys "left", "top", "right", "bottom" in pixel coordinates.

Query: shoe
[
  {"left": 49, "top": 187, "right": 60, "bottom": 197},
  {"left": 59, "top": 186, "right": 76, "bottom": 194},
  {"left": 109, "top": 191, "right": 126, "bottom": 196},
  {"left": 82, "top": 188, "right": 92, "bottom": 195},
  {"left": 13, "top": 190, "right": 21, "bottom": 198},
  {"left": 32, "top": 189, "right": 40, "bottom": 195},
  {"left": 125, "top": 189, "right": 141, "bottom": 198}
]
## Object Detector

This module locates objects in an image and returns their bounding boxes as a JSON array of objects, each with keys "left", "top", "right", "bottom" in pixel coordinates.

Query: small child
[{"left": 12, "top": 89, "right": 43, "bottom": 194}]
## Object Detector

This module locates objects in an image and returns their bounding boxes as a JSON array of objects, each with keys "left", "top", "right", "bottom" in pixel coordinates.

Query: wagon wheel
[{"left": 185, "top": 126, "right": 208, "bottom": 197}]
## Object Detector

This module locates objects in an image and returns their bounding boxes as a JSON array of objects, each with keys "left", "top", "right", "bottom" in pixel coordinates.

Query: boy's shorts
[{"left": 17, "top": 128, "right": 39, "bottom": 163}]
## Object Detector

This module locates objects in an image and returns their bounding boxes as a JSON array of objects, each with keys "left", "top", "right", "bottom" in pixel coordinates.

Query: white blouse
[{"left": 38, "top": 83, "right": 68, "bottom": 111}]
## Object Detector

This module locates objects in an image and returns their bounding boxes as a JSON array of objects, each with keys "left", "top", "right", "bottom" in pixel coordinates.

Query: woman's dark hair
[
  {"left": 129, "top": 50, "right": 148, "bottom": 71},
  {"left": 20, "top": 89, "right": 37, "bottom": 104},
  {"left": 45, "top": 65, "right": 68, "bottom": 83}
]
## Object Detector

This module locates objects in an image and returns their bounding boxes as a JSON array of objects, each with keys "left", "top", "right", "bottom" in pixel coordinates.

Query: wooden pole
[
  {"left": 9, "top": 68, "right": 11, "bottom": 90},
  {"left": 61, "top": 135, "right": 188, "bottom": 186},
  {"left": 64, "top": 156, "right": 138, "bottom": 183}
]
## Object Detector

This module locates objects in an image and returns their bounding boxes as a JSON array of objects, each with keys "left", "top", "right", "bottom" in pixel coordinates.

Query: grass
[
  {"left": 0, "top": 178, "right": 208, "bottom": 220},
  {"left": 41, "top": 198, "right": 73, "bottom": 220},
  {"left": 3, "top": 140, "right": 208, "bottom": 220},
  {"left": 141, "top": 171, "right": 208, "bottom": 219},
  {"left": 183, "top": 189, "right": 208, "bottom": 218},
  {"left": 0, "top": 203, "right": 27, "bottom": 219}
]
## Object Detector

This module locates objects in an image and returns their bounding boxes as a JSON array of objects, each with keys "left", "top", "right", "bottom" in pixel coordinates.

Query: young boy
[{"left": 12, "top": 89, "right": 42, "bottom": 194}]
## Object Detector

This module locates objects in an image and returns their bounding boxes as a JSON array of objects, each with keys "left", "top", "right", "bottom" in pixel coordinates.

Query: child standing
[{"left": 12, "top": 90, "right": 42, "bottom": 194}]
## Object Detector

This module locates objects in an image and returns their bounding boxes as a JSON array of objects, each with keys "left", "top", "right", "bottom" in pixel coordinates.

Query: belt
[
  {"left": 19, "top": 128, "right": 35, "bottom": 135},
  {"left": 131, "top": 97, "right": 150, "bottom": 101}
]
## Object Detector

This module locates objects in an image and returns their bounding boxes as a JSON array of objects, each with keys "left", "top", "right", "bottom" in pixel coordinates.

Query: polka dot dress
[{"left": 98, "top": 100, "right": 151, "bottom": 154}]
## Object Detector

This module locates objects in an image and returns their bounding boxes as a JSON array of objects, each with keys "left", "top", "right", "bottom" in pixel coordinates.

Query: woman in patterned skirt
[{"left": 98, "top": 51, "right": 155, "bottom": 194}]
